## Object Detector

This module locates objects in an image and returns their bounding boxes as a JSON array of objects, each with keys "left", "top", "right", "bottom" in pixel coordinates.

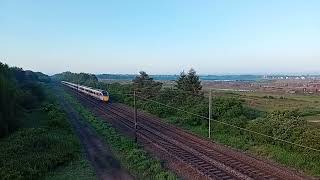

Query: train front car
[
  {"left": 101, "top": 90, "right": 109, "bottom": 102},
  {"left": 62, "top": 81, "right": 109, "bottom": 102}
]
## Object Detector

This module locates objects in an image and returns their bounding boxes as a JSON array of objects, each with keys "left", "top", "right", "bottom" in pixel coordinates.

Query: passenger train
[{"left": 62, "top": 81, "right": 109, "bottom": 102}]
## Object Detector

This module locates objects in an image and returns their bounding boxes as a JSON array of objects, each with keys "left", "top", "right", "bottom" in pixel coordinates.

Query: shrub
[
  {"left": 247, "top": 110, "right": 320, "bottom": 152},
  {"left": 0, "top": 128, "right": 79, "bottom": 180},
  {"left": 0, "top": 100, "right": 81, "bottom": 180}
]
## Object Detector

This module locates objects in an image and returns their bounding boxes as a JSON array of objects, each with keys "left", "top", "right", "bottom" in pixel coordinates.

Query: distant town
[{"left": 263, "top": 75, "right": 320, "bottom": 80}]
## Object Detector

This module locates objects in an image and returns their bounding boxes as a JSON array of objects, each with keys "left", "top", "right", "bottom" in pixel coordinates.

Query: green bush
[
  {"left": 212, "top": 97, "right": 245, "bottom": 119},
  {"left": 0, "top": 63, "right": 19, "bottom": 137},
  {"left": 0, "top": 102, "right": 82, "bottom": 180},
  {"left": 247, "top": 110, "right": 320, "bottom": 152},
  {"left": 0, "top": 62, "right": 48, "bottom": 137},
  {"left": 0, "top": 128, "right": 79, "bottom": 180}
]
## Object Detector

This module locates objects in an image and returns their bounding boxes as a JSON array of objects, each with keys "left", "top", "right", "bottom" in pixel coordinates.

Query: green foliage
[
  {"left": 298, "top": 108, "right": 320, "bottom": 117},
  {"left": 106, "top": 81, "right": 255, "bottom": 128},
  {"left": 0, "top": 104, "right": 81, "bottom": 180},
  {"left": 0, "top": 62, "right": 50, "bottom": 137},
  {"left": 175, "top": 68, "right": 202, "bottom": 94},
  {"left": 247, "top": 110, "right": 320, "bottom": 151},
  {"left": 106, "top": 82, "right": 133, "bottom": 103},
  {"left": 35, "top": 72, "right": 51, "bottom": 83},
  {"left": 250, "top": 144, "right": 320, "bottom": 176},
  {"left": 52, "top": 71, "right": 98, "bottom": 87},
  {"left": 19, "top": 83, "right": 46, "bottom": 109},
  {"left": 0, "top": 63, "right": 19, "bottom": 137},
  {"left": 212, "top": 97, "right": 244, "bottom": 119},
  {"left": 176, "top": 101, "right": 208, "bottom": 126},
  {"left": 0, "top": 65, "right": 94, "bottom": 179},
  {"left": 11, "top": 67, "right": 39, "bottom": 83},
  {"left": 45, "top": 158, "right": 96, "bottom": 180},
  {"left": 0, "top": 128, "right": 79, "bottom": 180},
  {"left": 132, "top": 71, "right": 163, "bottom": 98},
  {"left": 64, "top": 91, "right": 177, "bottom": 180}
]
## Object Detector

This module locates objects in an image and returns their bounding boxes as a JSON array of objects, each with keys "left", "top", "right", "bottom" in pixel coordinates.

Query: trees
[
  {"left": 0, "top": 62, "right": 48, "bottom": 137},
  {"left": 51, "top": 72, "right": 98, "bottom": 86},
  {"left": 0, "top": 63, "right": 18, "bottom": 137},
  {"left": 132, "top": 71, "right": 162, "bottom": 98},
  {"left": 175, "top": 68, "right": 202, "bottom": 94}
]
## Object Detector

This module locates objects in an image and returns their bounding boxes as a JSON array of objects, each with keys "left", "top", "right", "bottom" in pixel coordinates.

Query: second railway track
[{"left": 66, "top": 87, "right": 308, "bottom": 180}]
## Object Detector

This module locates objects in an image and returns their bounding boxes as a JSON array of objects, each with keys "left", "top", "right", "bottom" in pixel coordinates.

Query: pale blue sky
[{"left": 1, "top": 0, "right": 319, "bottom": 75}]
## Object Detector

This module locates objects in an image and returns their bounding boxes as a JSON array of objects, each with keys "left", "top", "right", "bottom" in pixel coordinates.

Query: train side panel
[{"left": 62, "top": 81, "right": 109, "bottom": 102}]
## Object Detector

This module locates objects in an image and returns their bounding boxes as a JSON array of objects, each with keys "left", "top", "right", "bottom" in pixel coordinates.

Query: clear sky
[{"left": 1, "top": 0, "right": 319, "bottom": 75}]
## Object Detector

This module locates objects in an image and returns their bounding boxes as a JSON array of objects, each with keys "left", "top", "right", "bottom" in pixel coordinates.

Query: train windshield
[{"left": 101, "top": 91, "right": 109, "bottom": 96}]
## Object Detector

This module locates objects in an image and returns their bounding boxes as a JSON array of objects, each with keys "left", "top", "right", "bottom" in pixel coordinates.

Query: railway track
[
  {"left": 66, "top": 87, "right": 308, "bottom": 180},
  {"left": 110, "top": 103, "right": 305, "bottom": 179}
]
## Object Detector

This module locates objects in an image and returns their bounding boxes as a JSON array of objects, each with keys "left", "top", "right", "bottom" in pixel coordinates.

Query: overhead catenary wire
[
  {"left": 134, "top": 87, "right": 208, "bottom": 98},
  {"left": 101, "top": 80, "right": 233, "bottom": 104},
  {"left": 107, "top": 90, "right": 133, "bottom": 97},
  {"left": 108, "top": 87, "right": 206, "bottom": 103},
  {"left": 134, "top": 94, "right": 320, "bottom": 153}
]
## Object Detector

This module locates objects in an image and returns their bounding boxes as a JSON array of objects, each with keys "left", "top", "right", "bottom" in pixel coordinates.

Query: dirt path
[{"left": 56, "top": 91, "right": 134, "bottom": 180}]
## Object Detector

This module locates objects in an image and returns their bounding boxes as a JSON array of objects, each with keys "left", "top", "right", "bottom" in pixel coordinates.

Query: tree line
[
  {"left": 0, "top": 62, "right": 50, "bottom": 137},
  {"left": 52, "top": 71, "right": 98, "bottom": 87},
  {"left": 132, "top": 68, "right": 202, "bottom": 97}
]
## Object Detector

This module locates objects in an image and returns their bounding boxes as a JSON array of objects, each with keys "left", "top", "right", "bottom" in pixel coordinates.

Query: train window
[{"left": 101, "top": 91, "right": 109, "bottom": 96}]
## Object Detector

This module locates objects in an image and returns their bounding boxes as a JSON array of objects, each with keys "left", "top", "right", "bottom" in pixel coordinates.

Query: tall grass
[{"left": 0, "top": 105, "right": 82, "bottom": 179}]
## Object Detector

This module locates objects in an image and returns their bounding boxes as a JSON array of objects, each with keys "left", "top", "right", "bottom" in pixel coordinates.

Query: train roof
[{"left": 62, "top": 81, "right": 108, "bottom": 94}]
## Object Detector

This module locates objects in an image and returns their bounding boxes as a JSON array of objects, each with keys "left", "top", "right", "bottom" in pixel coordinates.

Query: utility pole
[
  {"left": 208, "top": 90, "right": 212, "bottom": 138},
  {"left": 134, "top": 91, "right": 138, "bottom": 143}
]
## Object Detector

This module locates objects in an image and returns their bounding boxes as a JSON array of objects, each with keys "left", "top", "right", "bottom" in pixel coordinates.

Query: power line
[
  {"left": 133, "top": 87, "right": 207, "bottom": 98},
  {"left": 135, "top": 94, "right": 320, "bottom": 153},
  {"left": 107, "top": 90, "right": 133, "bottom": 97}
]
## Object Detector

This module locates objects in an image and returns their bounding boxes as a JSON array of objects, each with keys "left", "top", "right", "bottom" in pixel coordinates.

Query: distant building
[
  {"left": 263, "top": 75, "right": 320, "bottom": 80},
  {"left": 287, "top": 90, "right": 296, "bottom": 94}
]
